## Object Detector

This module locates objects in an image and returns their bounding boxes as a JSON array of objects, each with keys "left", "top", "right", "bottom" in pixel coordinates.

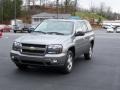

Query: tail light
[{"left": 0, "top": 31, "right": 2, "bottom": 37}]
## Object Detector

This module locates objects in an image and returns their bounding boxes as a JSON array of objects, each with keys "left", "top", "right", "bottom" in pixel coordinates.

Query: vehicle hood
[{"left": 15, "top": 33, "right": 72, "bottom": 45}]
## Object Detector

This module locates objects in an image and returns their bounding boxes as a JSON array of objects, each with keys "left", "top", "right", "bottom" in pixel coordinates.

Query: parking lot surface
[{"left": 0, "top": 30, "right": 120, "bottom": 90}]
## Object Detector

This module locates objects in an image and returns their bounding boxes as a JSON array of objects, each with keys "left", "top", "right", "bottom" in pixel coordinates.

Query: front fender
[{"left": 62, "top": 42, "right": 75, "bottom": 53}]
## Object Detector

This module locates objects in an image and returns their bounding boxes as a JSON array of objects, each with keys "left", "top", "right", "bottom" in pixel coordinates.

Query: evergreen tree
[{"left": 0, "top": 0, "right": 22, "bottom": 23}]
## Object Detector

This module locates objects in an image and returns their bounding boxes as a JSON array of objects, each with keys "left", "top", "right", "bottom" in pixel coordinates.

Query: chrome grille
[{"left": 21, "top": 43, "right": 46, "bottom": 56}]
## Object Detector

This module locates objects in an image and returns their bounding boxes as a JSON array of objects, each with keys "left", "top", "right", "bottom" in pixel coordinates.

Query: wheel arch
[
  {"left": 68, "top": 46, "right": 75, "bottom": 58},
  {"left": 90, "top": 40, "right": 94, "bottom": 48}
]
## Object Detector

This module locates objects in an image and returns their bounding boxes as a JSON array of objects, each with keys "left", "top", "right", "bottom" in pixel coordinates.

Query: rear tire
[
  {"left": 62, "top": 50, "right": 74, "bottom": 74},
  {"left": 84, "top": 45, "right": 93, "bottom": 60},
  {"left": 28, "top": 30, "right": 31, "bottom": 33},
  {"left": 14, "top": 30, "right": 16, "bottom": 33},
  {"left": 21, "top": 30, "right": 23, "bottom": 33}
]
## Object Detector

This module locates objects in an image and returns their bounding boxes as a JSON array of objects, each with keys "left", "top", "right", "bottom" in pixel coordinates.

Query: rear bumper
[
  {"left": 10, "top": 50, "right": 67, "bottom": 66},
  {"left": 116, "top": 31, "right": 120, "bottom": 33},
  {"left": 107, "top": 31, "right": 114, "bottom": 33},
  {"left": 23, "top": 28, "right": 29, "bottom": 31},
  {"left": 14, "top": 29, "right": 22, "bottom": 31}
]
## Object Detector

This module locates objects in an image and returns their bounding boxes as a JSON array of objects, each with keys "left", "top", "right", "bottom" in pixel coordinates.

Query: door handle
[
  {"left": 84, "top": 37, "right": 89, "bottom": 39},
  {"left": 82, "top": 37, "right": 86, "bottom": 40}
]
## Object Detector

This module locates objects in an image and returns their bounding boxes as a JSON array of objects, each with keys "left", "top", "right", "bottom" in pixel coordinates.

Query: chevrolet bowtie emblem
[{"left": 29, "top": 47, "right": 35, "bottom": 50}]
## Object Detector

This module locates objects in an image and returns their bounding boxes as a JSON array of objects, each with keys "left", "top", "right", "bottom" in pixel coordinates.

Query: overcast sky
[
  {"left": 23, "top": 0, "right": 120, "bottom": 13},
  {"left": 78, "top": 0, "right": 120, "bottom": 13}
]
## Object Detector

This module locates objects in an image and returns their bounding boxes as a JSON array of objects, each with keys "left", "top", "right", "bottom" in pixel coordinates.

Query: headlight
[
  {"left": 47, "top": 44, "right": 63, "bottom": 54},
  {"left": 12, "top": 41, "right": 22, "bottom": 51}
]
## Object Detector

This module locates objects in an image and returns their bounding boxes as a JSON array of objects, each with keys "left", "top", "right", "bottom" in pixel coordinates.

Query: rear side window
[
  {"left": 75, "top": 21, "right": 92, "bottom": 32},
  {"left": 85, "top": 21, "right": 92, "bottom": 31},
  {"left": 81, "top": 22, "right": 88, "bottom": 32},
  {"left": 75, "top": 22, "right": 82, "bottom": 31},
  {"left": 75, "top": 21, "right": 88, "bottom": 32}
]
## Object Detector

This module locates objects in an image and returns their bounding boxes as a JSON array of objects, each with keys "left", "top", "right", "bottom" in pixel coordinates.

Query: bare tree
[
  {"left": 106, "top": 6, "right": 112, "bottom": 18},
  {"left": 106, "top": 7, "right": 112, "bottom": 15},
  {"left": 90, "top": 0, "right": 96, "bottom": 13},
  {"left": 99, "top": 2, "right": 105, "bottom": 16},
  {"left": 64, "top": 0, "right": 75, "bottom": 13},
  {"left": 64, "top": 0, "right": 68, "bottom": 13}
]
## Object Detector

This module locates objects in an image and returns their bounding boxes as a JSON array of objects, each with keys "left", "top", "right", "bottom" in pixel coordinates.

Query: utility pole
[
  {"left": 1, "top": 0, "right": 4, "bottom": 24},
  {"left": 14, "top": 0, "right": 16, "bottom": 25},
  {"left": 74, "top": 0, "right": 77, "bottom": 16},
  {"left": 56, "top": 0, "right": 59, "bottom": 19},
  {"left": 60, "top": 0, "right": 62, "bottom": 13},
  {"left": 39, "top": 0, "right": 41, "bottom": 12},
  {"left": 28, "top": 0, "right": 31, "bottom": 23},
  {"left": 40, "top": 0, "right": 41, "bottom": 7},
  {"left": 32, "top": 0, "right": 35, "bottom": 11}
]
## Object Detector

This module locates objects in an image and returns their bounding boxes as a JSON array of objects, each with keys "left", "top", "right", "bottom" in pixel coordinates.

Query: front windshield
[
  {"left": 107, "top": 27, "right": 113, "bottom": 29},
  {"left": 34, "top": 20, "right": 74, "bottom": 35}
]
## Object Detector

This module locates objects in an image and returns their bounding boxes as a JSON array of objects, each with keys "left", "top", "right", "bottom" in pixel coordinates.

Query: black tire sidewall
[
  {"left": 84, "top": 45, "right": 93, "bottom": 60},
  {"left": 62, "top": 50, "right": 74, "bottom": 73},
  {"left": 15, "top": 63, "right": 28, "bottom": 70}
]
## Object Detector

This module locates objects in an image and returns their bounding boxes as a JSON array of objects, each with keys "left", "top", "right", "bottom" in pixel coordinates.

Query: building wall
[
  {"left": 32, "top": 17, "right": 54, "bottom": 25},
  {"left": 31, "top": 13, "right": 71, "bottom": 25}
]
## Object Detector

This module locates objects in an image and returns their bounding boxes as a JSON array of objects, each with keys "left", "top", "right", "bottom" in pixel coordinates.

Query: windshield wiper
[
  {"left": 33, "top": 31, "right": 46, "bottom": 34},
  {"left": 46, "top": 32, "right": 64, "bottom": 35}
]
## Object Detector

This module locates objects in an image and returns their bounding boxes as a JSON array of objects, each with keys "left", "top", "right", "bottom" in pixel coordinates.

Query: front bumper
[{"left": 10, "top": 50, "right": 67, "bottom": 66}]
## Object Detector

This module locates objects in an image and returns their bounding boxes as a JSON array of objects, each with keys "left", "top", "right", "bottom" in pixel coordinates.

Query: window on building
[{"left": 34, "top": 18, "right": 39, "bottom": 22}]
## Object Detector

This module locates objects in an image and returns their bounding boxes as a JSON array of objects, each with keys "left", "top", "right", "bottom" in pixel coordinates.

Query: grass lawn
[{"left": 75, "top": 12, "right": 106, "bottom": 20}]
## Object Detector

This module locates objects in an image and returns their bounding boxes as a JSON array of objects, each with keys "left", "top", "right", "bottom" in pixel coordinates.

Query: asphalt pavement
[{"left": 0, "top": 30, "right": 120, "bottom": 90}]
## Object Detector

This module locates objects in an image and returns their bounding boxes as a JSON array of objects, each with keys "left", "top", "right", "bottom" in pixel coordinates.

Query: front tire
[
  {"left": 15, "top": 63, "right": 28, "bottom": 70},
  {"left": 62, "top": 50, "right": 74, "bottom": 74},
  {"left": 84, "top": 45, "right": 93, "bottom": 60}
]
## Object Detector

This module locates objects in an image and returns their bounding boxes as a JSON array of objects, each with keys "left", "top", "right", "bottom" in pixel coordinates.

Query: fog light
[
  {"left": 53, "top": 59, "right": 58, "bottom": 63},
  {"left": 11, "top": 56, "right": 15, "bottom": 59}
]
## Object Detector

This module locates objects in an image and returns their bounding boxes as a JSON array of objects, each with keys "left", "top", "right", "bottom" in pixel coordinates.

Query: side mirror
[
  {"left": 30, "top": 28, "right": 35, "bottom": 32},
  {"left": 75, "top": 31, "right": 85, "bottom": 36}
]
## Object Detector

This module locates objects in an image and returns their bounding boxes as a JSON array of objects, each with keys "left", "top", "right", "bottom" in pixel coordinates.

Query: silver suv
[{"left": 10, "top": 19, "right": 95, "bottom": 73}]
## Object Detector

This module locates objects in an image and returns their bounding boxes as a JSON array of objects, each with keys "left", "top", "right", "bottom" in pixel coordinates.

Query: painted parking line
[
  {"left": 96, "top": 36, "right": 120, "bottom": 39},
  {"left": 95, "top": 33, "right": 120, "bottom": 35},
  {"left": 0, "top": 36, "right": 9, "bottom": 39},
  {"left": 5, "top": 37, "right": 9, "bottom": 38}
]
